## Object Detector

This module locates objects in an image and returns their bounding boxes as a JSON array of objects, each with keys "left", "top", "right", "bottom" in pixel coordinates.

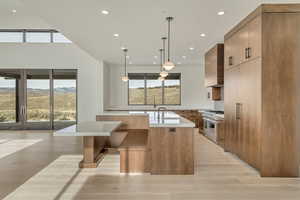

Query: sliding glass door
[
  {"left": 0, "top": 69, "right": 77, "bottom": 130},
  {"left": 53, "top": 69, "right": 77, "bottom": 130},
  {"left": 0, "top": 69, "right": 23, "bottom": 129},
  {"left": 24, "top": 69, "right": 51, "bottom": 129}
]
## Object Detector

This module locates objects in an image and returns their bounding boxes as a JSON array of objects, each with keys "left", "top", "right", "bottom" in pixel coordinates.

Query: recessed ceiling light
[
  {"left": 218, "top": 11, "right": 225, "bottom": 16},
  {"left": 182, "top": 56, "right": 186, "bottom": 59},
  {"left": 101, "top": 10, "right": 109, "bottom": 15},
  {"left": 177, "top": 62, "right": 182, "bottom": 65},
  {"left": 200, "top": 33, "right": 206, "bottom": 37},
  {"left": 12, "top": 9, "right": 17, "bottom": 13},
  {"left": 189, "top": 47, "right": 195, "bottom": 51},
  {"left": 113, "top": 33, "right": 119, "bottom": 38},
  {"left": 121, "top": 46, "right": 126, "bottom": 50},
  {"left": 154, "top": 56, "right": 158, "bottom": 59},
  {"left": 153, "top": 62, "right": 157, "bottom": 65}
]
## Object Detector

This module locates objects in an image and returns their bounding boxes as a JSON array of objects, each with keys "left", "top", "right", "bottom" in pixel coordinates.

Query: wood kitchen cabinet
[
  {"left": 149, "top": 127, "right": 194, "bottom": 175},
  {"left": 224, "top": 4, "right": 300, "bottom": 177},
  {"left": 205, "top": 44, "right": 224, "bottom": 87},
  {"left": 224, "top": 15, "right": 261, "bottom": 70}
]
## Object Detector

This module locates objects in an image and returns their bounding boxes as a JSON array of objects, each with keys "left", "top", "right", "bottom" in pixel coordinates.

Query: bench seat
[{"left": 118, "top": 132, "right": 148, "bottom": 173}]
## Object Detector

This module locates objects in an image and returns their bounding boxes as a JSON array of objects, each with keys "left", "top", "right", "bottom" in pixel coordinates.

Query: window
[
  {"left": 53, "top": 69, "right": 77, "bottom": 123},
  {"left": 53, "top": 33, "right": 72, "bottom": 43},
  {"left": 128, "top": 74, "right": 145, "bottom": 105},
  {"left": 0, "top": 70, "right": 20, "bottom": 123},
  {"left": 164, "top": 74, "right": 181, "bottom": 105},
  {"left": 26, "top": 32, "right": 51, "bottom": 43},
  {"left": 0, "top": 32, "right": 23, "bottom": 43},
  {"left": 146, "top": 74, "right": 163, "bottom": 105},
  {"left": 128, "top": 73, "right": 181, "bottom": 105},
  {"left": 0, "top": 69, "right": 77, "bottom": 130},
  {"left": 0, "top": 29, "right": 72, "bottom": 43}
]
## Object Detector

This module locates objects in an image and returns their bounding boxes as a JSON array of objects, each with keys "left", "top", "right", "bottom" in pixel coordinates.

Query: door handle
[
  {"left": 245, "top": 48, "right": 248, "bottom": 59},
  {"left": 21, "top": 105, "right": 26, "bottom": 119},
  {"left": 248, "top": 47, "right": 251, "bottom": 58},
  {"left": 20, "top": 105, "right": 24, "bottom": 118},
  {"left": 229, "top": 56, "right": 233, "bottom": 66},
  {"left": 235, "top": 103, "right": 242, "bottom": 120}
]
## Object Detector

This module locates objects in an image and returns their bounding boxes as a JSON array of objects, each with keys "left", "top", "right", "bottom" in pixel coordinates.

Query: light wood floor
[{"left": 1, "top": 131, "right": 300, "bottom": 200}]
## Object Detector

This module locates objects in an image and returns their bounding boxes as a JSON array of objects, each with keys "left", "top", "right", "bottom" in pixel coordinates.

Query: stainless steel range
[{"left": 202, "top": 110, "right": 224, "bottom": 143}]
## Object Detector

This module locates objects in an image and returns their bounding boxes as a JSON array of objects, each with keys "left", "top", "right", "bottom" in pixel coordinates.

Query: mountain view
[{"left": 0, "top": 87, "right": 76, "bottom": 122}]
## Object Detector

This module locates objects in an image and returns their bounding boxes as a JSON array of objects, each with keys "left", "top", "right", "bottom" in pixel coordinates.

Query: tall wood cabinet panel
[
  {"left": 239, "top": 59, "right": 261, "bottom": 169},
  {"left": 224, "top": 67, "right": 240, "bottom": 154},
  {"left": 261, "top": 12, "right": 300, "bottom": 177},
  {"left": 224, "top": 4, "right": 300, "bottom": 177}
]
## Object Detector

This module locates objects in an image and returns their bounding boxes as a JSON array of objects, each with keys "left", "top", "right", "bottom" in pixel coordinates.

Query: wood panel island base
[
  {"left": 150, "top": 127, "right": 194, "bottom": 175},
  {"left": 79, "top": 136, "right": 107, "bottom": 168},
  {"left": 97, "top": 111, "right": 196, "bottom": 175}
]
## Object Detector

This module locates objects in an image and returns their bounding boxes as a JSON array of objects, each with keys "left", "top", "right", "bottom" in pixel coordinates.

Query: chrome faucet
[
  {"left": 153, "top": 96, "right": 157, "bottom": 109},
  {"left": 157, "top": 106, "right": 167, "bottom": 122}
]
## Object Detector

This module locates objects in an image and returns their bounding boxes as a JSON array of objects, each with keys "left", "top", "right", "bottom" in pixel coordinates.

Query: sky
[
  {"left": 0, "top": 78, "right": 76, "bottom": 89},
  {"left": 129, "top": 79, "right": 180, "bottom": 88}
]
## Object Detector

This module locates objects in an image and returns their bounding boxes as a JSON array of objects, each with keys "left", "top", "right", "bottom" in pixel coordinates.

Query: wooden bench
[{"left": 118, "top": 132, "right": 148, "bottom": 173}]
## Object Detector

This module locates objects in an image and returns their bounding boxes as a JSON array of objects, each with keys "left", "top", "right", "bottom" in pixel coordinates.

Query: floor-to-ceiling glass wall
[
  {"left": 53, "top": 69, "right": 77, "bottom": 130},
  {"left": 0, "top": 69, "right": 22, "bottom": 129},
  {"left": 25, "top": 69, "right": 51, "bottom": 129},
  {"left": 0, "top": 69, "right": 77, "bottom": 130}
]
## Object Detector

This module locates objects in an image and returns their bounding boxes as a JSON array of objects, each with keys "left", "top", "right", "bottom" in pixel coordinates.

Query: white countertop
[
  {"left": 53, "top": 121, "right": 122, "bottom": 137},
  {"left": 99, "top": 111, "right": 195, "bottom": 128}
]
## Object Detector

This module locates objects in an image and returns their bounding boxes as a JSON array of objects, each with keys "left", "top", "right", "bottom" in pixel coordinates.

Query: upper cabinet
[
  {"left": 224, "top": 15, "right": 261, "bottom": 70},
  {"left": 204, "top": 44, "right": 224, "bottom": 87}
]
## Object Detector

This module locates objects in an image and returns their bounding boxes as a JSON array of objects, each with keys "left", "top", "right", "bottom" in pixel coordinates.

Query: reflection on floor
[
  {"left": 0, "top": 139, "right": 42, "bottom": 159},
  {"left": 1, "top": 132, "right": 300, "bottom": 200}
]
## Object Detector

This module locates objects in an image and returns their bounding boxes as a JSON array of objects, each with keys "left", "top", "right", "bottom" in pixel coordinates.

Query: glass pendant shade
[
  {"left": 163, "top": 61, "right": 175, "bottom": 71},
  {"left": 158, "top": 76, "right": 165, "bottom": 81},
  {"left": 121, "top": 76, "right": 129, "bottom": 82},
  {"left": 160, "top": 70, "right": 168, "bottom": 78}
]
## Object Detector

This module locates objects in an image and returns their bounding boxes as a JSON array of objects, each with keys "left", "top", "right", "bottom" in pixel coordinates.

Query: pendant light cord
[
  {"left": 124, "top": 49, "right": 128, "bottom": 76},
  {"left": 160, "top": 49, "right": 163, "bottom": 72},
  {"left": 162, "top": 37, "right": 166, "bottom": 66},
  {"left": 168, "top": 18, "right": 170, "bottom": 62}
]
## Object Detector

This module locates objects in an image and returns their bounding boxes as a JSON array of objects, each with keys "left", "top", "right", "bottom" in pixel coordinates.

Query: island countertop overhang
[{"left": 97, "top": 111, "right": 195, "bottom": 128}]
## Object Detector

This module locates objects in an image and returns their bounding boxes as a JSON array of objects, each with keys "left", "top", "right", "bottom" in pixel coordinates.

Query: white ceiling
[{"left": 1, "top": 0, "right": 300, "bottom": 65}]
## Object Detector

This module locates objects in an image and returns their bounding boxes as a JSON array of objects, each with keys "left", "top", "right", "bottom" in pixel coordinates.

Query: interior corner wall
[
  {"left": 0, "top": 43, "right": 104, "bottom": 122},
  {"left": 105, "top": 64, "right": 214, "bottom": 110}
]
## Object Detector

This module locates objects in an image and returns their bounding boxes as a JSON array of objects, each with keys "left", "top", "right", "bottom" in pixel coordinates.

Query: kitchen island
[
  {"left": 55, "top": 111, "right": 195, "bottom": 174},
  {"left": 97, "top": 111, "right": 196, "bottom": 175}
]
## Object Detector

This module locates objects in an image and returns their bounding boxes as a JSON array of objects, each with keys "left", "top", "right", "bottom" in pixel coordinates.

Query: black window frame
[
  {"left": 0, "top": 29, "right": 71, "bottom": 43},
  {"left": 127, "top": 73, "right": 181, "bottom": 106}
]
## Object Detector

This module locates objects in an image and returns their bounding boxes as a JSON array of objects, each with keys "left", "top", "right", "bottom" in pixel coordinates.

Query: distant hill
[{"left": 0, "top": 87, "right": 76, "bottom": 94}]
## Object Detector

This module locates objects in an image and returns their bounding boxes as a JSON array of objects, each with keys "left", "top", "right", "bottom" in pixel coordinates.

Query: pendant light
[
  {"left": 163, "top": 17, "right": 175, "bottom": 71},
  {"left": 121, "top": 48, "right": 129, "bottom": 82},
  {"left": 158, "top": 48, "right": 165, "bottom": 81},
  {"left": 160, "top": 37, "right": 168, "bottom": 78}
]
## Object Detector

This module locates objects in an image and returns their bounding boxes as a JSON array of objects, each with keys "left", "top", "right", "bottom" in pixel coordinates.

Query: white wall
[
  {"left": 105, "top": 64, "right": 215, "bottom": 110},
  {"left": 0, "top": 43, "right": 104, "bottom": 122}
]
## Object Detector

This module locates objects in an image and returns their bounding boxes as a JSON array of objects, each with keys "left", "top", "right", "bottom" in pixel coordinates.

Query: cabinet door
[
  {"left": 239, "top": 59, "right": 261, "bottom": 169},
  {"left": 224, "top": 67, "right": 240, "bottom": 153},
  {"left": 236, "top": 25, "right": 249, "bottom": 65},
  {"left": 224, "top": 36, "right": 235, "bottom": 70},
  {"left": 248, "top": 16, "right": 262, "bottom": 60},
  {"left": 205, "top": 47, "right": 218, "bottom": 87},
  {"left": 150, "top": 127, "right": 194, "bottom": 174}
]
